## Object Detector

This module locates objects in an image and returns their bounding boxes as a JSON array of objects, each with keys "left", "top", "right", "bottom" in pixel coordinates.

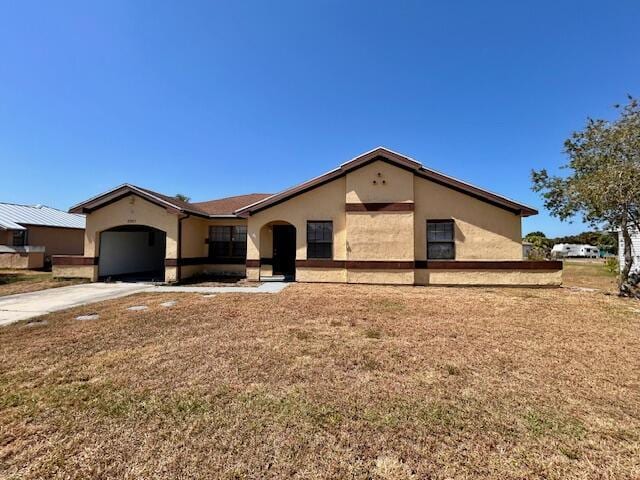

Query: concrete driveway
[
  {"left": 0, "top": 281, "right": 290, "bottom": 327},
  {"left": 0, "top": 283, "right": 150, "bottom": 326}
]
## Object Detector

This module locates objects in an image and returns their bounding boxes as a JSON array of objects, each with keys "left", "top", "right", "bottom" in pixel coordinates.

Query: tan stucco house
[
  {"left": 0, "top": 202, "right": 85, "bottom": 269},
  {"left": 54, "top": 147, "right": 562, "bottom": 285}
]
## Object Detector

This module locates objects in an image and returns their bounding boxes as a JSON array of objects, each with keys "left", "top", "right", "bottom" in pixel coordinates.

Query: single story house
[
  {"left": 0, "top": 202, "right": 85, "bottom": 269},
  {"left": 53, "top": 147, "right": 562, "bottom": 285},
  {"left": 619, "top": 226, "right": 640, "bottom": 274}
]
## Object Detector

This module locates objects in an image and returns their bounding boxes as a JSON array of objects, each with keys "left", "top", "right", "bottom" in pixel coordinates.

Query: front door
[{"left": 272, "top": 225, "right": 296, "bottom": 278}]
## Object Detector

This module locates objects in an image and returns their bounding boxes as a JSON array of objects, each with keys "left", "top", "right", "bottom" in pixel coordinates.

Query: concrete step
[{"left": 260, "top": 275, "right": 286, "bottom": 282}]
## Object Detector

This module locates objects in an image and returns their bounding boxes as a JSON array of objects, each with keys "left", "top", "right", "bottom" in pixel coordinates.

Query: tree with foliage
[
  {"left": 532, "top": 96, "right": 640, "bottom": 296},
  {"left": 523, "top": 231, "right": 553, "bottom": 259},
  {"left": 174, "top": 193, "right": 191, "bottom": 202}
]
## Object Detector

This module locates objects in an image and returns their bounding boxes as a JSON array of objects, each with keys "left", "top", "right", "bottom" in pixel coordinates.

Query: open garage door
[{"left": 98, "top": 225, "right": 166, "bottom": 282}]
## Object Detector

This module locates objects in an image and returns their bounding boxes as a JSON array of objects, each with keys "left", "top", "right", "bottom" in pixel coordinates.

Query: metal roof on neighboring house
[{"left": 0, "top": 202, "right": 85, "bottom": 230}]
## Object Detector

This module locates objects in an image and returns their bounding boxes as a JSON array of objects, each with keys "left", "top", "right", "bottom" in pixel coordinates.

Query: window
[
  {"left": 427, "top": 220, "right": 455, "bottom": 259},
  {"left": 307, "top": 221, "right": 333, "bottom": 259},
  {"left": 12, "top": 230, "right": 26, "bottom": 247},
  {"left": 209, "top": 226, "right": 247, "bottom": 259}
]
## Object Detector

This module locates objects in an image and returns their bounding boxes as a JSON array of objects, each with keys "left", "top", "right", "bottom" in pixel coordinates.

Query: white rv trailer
[{"left": 551, "top": 243, "right": 599, "bottom": 258}]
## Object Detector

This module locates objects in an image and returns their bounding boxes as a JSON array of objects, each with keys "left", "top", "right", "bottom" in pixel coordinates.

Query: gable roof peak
[{"left": 341, "top": 146, "right": 423, "bottom": 169}]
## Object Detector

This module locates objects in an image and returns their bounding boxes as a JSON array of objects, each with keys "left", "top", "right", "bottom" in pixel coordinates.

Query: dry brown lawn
[
  {"left": 1, "top": 282, "right": 639, "bottom": 479},
  {"left": 562, "top": 261, "right": 619, "bottom": 292},
  {"left": 0, "top": 269, "right": 87, "bottom": 297}
]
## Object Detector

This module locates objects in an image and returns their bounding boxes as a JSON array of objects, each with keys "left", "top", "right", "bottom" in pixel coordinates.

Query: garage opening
[{"left": 98, "top": 225, "right": 166, "bottom": 282}]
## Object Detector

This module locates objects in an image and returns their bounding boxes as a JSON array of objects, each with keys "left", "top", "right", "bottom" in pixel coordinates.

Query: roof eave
[{"left": 235, "top": 148, "right": 535, "bottom": 217}]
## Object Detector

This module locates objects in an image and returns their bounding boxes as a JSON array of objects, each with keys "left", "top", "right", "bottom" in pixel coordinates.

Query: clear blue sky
[{"left": 1, "top": 1, "right": 638, "bottom": 237}]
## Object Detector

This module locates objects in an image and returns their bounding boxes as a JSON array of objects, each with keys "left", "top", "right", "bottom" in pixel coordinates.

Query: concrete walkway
[
  {"left": 150, "top": 282, "right": 289, "bottom": 294},
  {"left": 0, "top": 281, "right": 289, "bottom": 327}
]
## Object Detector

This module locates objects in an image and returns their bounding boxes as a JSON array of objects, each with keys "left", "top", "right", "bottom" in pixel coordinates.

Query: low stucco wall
[
  {"left": 180, "top": 263, "right": 246, "bottom": 279},
  {"left": 296, "top": 267, "right": 347, "bottom": 283},
  {"left": 0, "top": 252, "right": 44, "bottom": 269},
  {"left": 52, "top": 264, "right": 97, "bottom": 280},
  {"left": 287, "top": 267, "right": 562, "bottom": 286},
  {"left": 415, "top": 269, "right": 562, "bottom": 286},
  {"left": 347, "top": 269, "right": 414, "bottom": 285}
]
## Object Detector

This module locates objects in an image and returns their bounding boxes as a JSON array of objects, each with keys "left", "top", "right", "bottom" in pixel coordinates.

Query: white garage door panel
[{"left": 99, "top": 231, "right": 166, "bottom": 276}]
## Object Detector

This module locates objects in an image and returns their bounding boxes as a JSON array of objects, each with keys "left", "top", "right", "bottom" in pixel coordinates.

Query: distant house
[
  {"left": 619, "top": 226, "right": 640, "bottom": 274},
  {"left": 0, "top": 203, "right": 85, "bottom": 269}
]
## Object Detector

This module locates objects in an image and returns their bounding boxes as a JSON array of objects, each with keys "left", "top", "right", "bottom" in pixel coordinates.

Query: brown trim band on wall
[
  {"left": 296, "top": 259, "right": 346, "bottom": 268},
  {"left": 165, "top": 257, "right": 246, "bottom": 267},
  {"left": 345, "top": 202, "right": 415, "bottom": 212},
  {"left": 246, "top": 259, "right": 261, "bottom": 268},
  {"left": 296, "top": 260, "right": 563, "bottom": 271},
  {"left": 296, "top": 260, "right": 415, "bottom": 269},
  {"left": 415, "top": 260, "right": 563, "bottom": 270},
  {"left": 346, "top": 260, "right": 415, "bottom": 269},
  {"left": 52, "top": 256, "right": 98, "bottom": 266},
  {"left": 260, "top": 257, "right": 273, "bottom": 265}
]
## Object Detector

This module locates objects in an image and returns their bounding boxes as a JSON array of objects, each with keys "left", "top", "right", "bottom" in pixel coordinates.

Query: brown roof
[
  {"left": 192, "top": 193, "right": 272, "bottom": 216},
  {"left": 70, "top": 147, "right": 536, "bottom": 219},
  {"left": 236, "top": 147, "right": 538, "bottom": 217},
  {"left": 136, "top": 186, "right": 211, "bottom": 216},
  {"left": 69, "top": 184, "right": 271, "bottom": 218}
]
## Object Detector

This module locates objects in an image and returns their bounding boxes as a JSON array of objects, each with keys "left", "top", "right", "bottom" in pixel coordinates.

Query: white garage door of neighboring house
[{"left": 98, "top": 227, "right": 166, "bottom": 281}]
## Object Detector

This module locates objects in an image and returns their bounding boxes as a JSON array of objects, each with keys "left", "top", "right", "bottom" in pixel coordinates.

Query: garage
[{"left": 98, "top": 225, "right": 166, "bottom": 281}]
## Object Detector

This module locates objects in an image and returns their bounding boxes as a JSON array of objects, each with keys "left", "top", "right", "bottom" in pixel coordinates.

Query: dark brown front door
[{"left": 272, "top": 225, "right": 296, "bottom": 277}]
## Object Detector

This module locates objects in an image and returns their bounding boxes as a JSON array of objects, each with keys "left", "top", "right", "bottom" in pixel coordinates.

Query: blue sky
[{"left": 1, "top": 1, "right": 638, "bottom": 237}]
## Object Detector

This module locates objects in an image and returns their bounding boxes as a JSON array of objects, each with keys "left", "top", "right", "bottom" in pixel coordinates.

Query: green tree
[
  {"left": 532, "top": 96, "right": 640, "bottom": 296},
  {"left": 174, "top": 193, "right": 191, "bottom": 202},
  {"left": 523, "top": 232, "right": 552, "bottom": 259}
]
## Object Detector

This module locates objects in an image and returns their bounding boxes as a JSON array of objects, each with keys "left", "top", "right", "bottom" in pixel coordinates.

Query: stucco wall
[
  {"left": 346, "top": 213, "right": 414, "bottom": 261},
  {"left": 347, "top": 269, "right": 414, "bottom": 285},
  {"left": 296, "top": 267, "right": 347, "bottom": 283},
  {"left": 247, "top": 178, "right": 347, "bottom": 261},
  {"left": 414, "top": 176, "right": 522, "bottom": 260},
  {"left": 181, "top": 216, "right": 208, "bottom": 259},
  {"left": 84, "top": 195, "right": 179, "bottom": 259},
  {"left": 416, "top": 269, "right": 562, "bottom": 286},
  {"left": 346, "top": 160, "right": 414, "bottom": 203},
  {"left": 26, "top": 226, "right": 84, "bottom": 257},
  {"left": 0, "top": 252, "right": 44, "bottom": 269},
  {"left": 52, "top": 264, "right": 97, "bottom": 280},
  {"left": 246, "top": 160, "right": 531, "bottom": 284}
]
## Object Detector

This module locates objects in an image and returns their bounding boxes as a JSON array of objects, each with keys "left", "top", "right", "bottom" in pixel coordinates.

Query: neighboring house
[
  {"left": 54, "top": 147, "right": 562, "bottom": 285},
  {"left": 551, "top": 243, "right": 600, "bottom": 259},
  {"left": 619, "top": 226, "right": 640, "bottom": 274},
  {"left": 0, "top": 203, "right": 85, "bottom": 269}
]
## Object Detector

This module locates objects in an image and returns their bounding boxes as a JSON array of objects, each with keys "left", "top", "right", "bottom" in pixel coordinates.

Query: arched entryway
[
  {"left": 98, "top": 225, "right": 166, "bottom": 282},
  {"left": 259, "top": 221, "right": 296, "bottom": 280}
]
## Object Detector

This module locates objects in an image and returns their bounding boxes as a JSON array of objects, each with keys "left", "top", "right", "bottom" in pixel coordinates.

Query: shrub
[{"left": 604, "top": 257, "right": 619, "bottom": 274}]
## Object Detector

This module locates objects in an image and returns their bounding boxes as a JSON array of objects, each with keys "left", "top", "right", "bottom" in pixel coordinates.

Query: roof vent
[{"left": 34, "top": 204, "right": 43, "bottom": 209}]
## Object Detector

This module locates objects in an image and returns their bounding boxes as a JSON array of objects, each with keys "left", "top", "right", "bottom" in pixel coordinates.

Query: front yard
[
  {"left": 0, "top": 270, "right": 87, "bottom": 297},
  {"left": 1, "top": 280, "right": 638, "bottom": 479}
]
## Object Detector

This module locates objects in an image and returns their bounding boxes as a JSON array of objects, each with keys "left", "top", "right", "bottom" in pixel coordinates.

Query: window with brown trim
[
  {"left": 12, "top": 230, "right": 26, "bottom": 247},
  {"left": 307, "top": 221, "right": 333, "bottom": 259},
  {"left": 427, "top": 220, "right": 455, "bottom": 259},
  {"left": 209, "top": 226, "right": 247, "bottom": 259}
]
